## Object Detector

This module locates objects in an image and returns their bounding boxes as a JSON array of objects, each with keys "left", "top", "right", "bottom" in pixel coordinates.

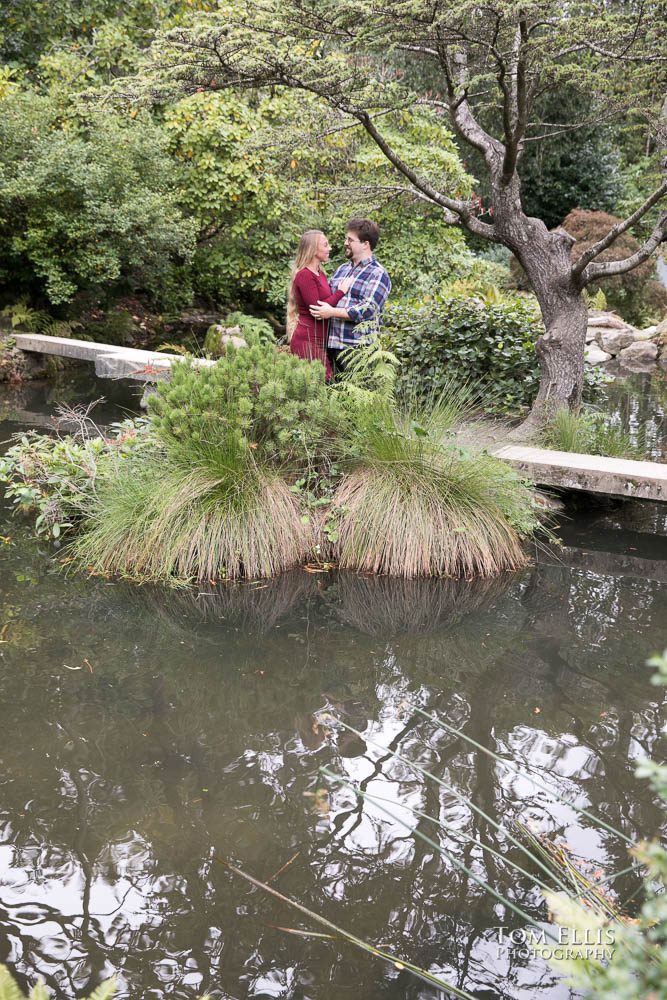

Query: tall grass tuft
[
  {"left": 333, "top": 392, "right": 539, "bottom": 578},
  {"left": 72, "top": 448, "right": 313, "bottom": 582},
  {"left": 540, "top": 407, "right": 645, "bottom": 459}
]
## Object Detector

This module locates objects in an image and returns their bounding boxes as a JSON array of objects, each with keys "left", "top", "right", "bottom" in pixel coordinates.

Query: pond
[{"left": 0, "top": 370, "right": 666, "bottom": 1000}]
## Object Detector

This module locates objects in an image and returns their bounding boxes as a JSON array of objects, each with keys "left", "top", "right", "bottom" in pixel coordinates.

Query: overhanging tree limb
[
  {"left": 356, "top": 108, "right": 497, "bottom": 239},
  {"left": 581, "top": 212, "right": 667, "bottom": 283},
  {"left": 572, "top": 180, "right": 667, "bottom": 277}
]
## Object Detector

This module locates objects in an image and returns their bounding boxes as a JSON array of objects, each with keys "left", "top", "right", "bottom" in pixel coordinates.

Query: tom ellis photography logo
[{"left": 493, "top": 925, "right": 616, "bottom": 961}]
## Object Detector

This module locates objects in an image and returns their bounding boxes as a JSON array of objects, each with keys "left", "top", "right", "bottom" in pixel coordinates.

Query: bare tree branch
[
  {"left": 581, "top": 212, "right": 667, "bottom": 283},
  {"left": 572, "top": 181, "right": 667, "bottom": 276},
  {"left": 584, "top": 42, "right": 667, "bottom": 61},
  {"left": 357, "top": 109, "right": 498, "bottom": 239},
  {"left": 438, "top": 43, "right": 504, "bottom": 169}
]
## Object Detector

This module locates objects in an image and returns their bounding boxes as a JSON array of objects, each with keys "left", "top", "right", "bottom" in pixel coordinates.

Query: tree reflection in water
[{"left": 0, "top": 526, "right": 665, "bottom": 999}]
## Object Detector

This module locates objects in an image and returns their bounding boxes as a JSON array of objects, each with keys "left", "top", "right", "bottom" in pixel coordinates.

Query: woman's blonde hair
[{"left": 286, "top": 229, "right": 325, "bottom": 340}]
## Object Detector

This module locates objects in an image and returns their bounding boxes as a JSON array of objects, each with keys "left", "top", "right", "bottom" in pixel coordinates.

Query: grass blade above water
[
  {"left": 219, "top": 857, "right": 478, "bottom": 999},
  {"left": 408, "top": 704, "right": 635, "bottom": 846}
]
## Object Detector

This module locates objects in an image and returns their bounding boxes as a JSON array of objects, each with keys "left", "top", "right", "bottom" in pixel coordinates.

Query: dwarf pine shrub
[{"left": 148, "top": 341, "right": 340, "bottom": 471}]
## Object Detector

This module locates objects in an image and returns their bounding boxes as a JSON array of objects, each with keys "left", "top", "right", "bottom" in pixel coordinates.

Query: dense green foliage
[
  {"left": 516, "top": 89, "right": 625, "bottom": 230},
  {"left": 0, "top": 0, "right": 180, "bottom": 72},
  {"left": 386, "top": 290, "right": 612, "bottom": 413},
  {"left": 0, "top": 90, "right": 196, "bottom": 307},
  {"left": 164, "top": 90, "right": 306, "bottom": 308},
  {"left": 386, "top": 293, "right": 543, "bottom": 412}
]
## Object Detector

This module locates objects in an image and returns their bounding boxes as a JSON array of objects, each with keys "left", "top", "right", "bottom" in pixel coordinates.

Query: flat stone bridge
[
  {"left": 492, "top": 444, "right": 667, "bottom": 503},
  {"left": 12, "top": 332, "right": 215, "bottom": 381},
  {"left": 11, "top": 332, "right": 667, "bottom": 503}
]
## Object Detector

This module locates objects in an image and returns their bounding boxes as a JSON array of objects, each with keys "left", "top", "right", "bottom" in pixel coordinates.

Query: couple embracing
[{"left": 286, "top": 218, "right": 391, "bottom": 381}]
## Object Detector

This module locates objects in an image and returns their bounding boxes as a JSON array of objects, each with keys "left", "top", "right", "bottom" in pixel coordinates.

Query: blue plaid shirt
[{"left": 327, "top": 255, "right": 391, "bottom": 349}]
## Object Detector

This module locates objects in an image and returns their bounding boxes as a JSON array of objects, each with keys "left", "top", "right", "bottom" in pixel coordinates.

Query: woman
[{"left": 287, "top": 230, "right": 352, "bottom": 380}]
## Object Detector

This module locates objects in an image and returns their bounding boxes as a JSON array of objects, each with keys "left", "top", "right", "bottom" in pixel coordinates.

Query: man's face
[{"left": 344, "top": 230, "right": 368, "bottom": 260}]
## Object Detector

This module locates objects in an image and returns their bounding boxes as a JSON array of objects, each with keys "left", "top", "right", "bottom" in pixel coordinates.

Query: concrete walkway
[
  {"left": 493, "top": 444, "right": 667, "bottom": 502},
  {"left": 12, "top": 333, "right": 215, "bottom": 382}
]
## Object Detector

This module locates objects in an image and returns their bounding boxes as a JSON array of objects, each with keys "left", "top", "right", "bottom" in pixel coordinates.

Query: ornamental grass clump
[
  {"left": 539, "top": 406, "right": 645, "bottom": 459},
  {"left": 71, "top": 341, "right": 337, "bottom": 581},
  {"left": 72, "top": 448, "right": 313, "bottom": 582},
  {"left": 333, "top": 391, "right": 538, "bottom": 578}
]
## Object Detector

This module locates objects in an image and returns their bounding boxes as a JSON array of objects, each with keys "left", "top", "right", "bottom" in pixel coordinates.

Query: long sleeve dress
[{"left": 289, "top": 267, "right": 344, "bottom": 381}]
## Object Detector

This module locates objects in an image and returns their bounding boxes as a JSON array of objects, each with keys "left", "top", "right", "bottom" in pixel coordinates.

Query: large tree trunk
[
  {"left": 503, "top": 216, "right": 588, "bottom": 438},
  {"left": 527, "top": 290, "right": 587, "bottom": 428}
]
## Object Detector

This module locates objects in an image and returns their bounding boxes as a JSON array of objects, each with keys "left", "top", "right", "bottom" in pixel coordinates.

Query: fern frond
[
  {"left": 85, "top": 978, "right": 117, "bottom": 1000},
  {"left": 0, "top": 966, "right": 24, "bottom": 1000}
]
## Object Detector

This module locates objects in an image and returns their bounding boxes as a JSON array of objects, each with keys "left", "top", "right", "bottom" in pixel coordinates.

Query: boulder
[
  {"left": 586, "top": 312, "right": 630, "bottom": 330},
  {"left": 585, "top": 326, "right": 599, "bottom": 343},
  {"left": 599, "top": 329, "right": 635, "bottom": 355},
  {"left": 618, "top": 341, "right": 658, "bottom": 363},
  {"left": 584, "top": 344, "right": 612, "bottom": 365},
  {"left": 656, "top": 317, "right": 667, "bottom": 346},
  {"left": 203, "top": 324, "right": 247, "bottom": 357},
  {"left": 0, "top": 333, "right": 49, "bottom": 382},
  {"left": 166, "top": 309, "right": 226, "bottom": 339},
  {"left": 634, "top": 326, "right": 657, "bottom": 341}
]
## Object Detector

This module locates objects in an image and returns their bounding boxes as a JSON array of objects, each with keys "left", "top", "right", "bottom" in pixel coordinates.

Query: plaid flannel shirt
[{"left": 327, "top": 255, "right": 391, "bottom": 349}]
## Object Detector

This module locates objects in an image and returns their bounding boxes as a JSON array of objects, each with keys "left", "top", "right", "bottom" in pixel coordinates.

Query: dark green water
[{"left": 0, "top": 372, "right": 666, "bottom": 1000}]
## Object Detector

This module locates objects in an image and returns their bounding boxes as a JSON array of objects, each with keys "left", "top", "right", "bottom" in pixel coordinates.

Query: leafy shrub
[
  {"left": 0, "top": 417, "right": 150, "bottom": 538},
  {"left": 148, "top": 341, "right": 340, "bottom": 470},
  {"left": 0, "top": 90, "right": 197, "bottom": 307},
  {"left": 386, "top": 292, "right": 543, "bottom": 413},
  {"left": 165, "top": 90, "right": 305, "bottom": 309}
]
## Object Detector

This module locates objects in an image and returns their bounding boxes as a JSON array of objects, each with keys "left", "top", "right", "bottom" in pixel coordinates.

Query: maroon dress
[{"left": 289, "top": 268, "right": 344, "bottom": 380}]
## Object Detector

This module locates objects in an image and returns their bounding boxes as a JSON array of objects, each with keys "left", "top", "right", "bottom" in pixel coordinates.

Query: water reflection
[
  {"left": 0, "top": 374, "right": 666, "bottom": 998},
  {"left": 598, "top": 368, "right": 666, "bottom": 461},
  {"left": 0, "top": 373, "right": 141, "bottom": 436},
  {"left": 132, "top": 571, "right": 319, "bottom": 638},
  {"left": 0, "top": 521, "right": 665, "bottom": 999},
  {"left": 331, "top": 573, "right": 516, "bottom": 636}
]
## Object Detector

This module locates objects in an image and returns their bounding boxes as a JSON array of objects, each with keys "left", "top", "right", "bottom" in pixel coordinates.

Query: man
[{"left": 309, "top": 217, "right": 391, "bottom": 377}]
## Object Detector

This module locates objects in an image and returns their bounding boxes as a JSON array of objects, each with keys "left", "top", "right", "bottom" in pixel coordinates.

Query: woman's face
[{"left": 315, "top": 234, "right": 331, "bottom": 262}]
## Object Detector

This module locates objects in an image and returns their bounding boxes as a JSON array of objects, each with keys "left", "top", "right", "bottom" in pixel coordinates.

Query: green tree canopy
[{"left": 0, "top": 90, "right": 197, "bottom": 306}]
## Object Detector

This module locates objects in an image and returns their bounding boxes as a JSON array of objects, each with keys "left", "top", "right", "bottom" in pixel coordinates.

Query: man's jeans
[{"left": 327, "top": 347, "right": 354, "bottom": 379}]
